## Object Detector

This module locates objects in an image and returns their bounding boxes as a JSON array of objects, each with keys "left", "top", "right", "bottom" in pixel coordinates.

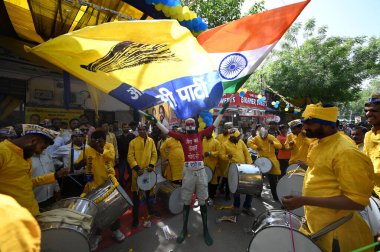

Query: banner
[{"left": 26, "top": 20, "right": 223, "bottom": 119}]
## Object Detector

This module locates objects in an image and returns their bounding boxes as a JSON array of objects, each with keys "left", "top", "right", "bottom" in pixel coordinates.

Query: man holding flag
[{"left": 144, "top": 101, "right": 229, "bottom": 246}]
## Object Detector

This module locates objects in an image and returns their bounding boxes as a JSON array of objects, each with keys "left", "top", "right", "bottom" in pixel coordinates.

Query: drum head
[
  {"left": 277, "top": 174, "right": 305, "bottom": 216},
  {"left": 364, "top": 197, "right": 380, "bottom": 235},
  {"left": 249, "top": 226, "right": 322, "bottom": 252},
  {"left": 41, "top": 228, "right": 90, "bottom": 252},
  {"left": 204, "top": 166, "right": 213, "bottom": 183},
  {"left": 137, "top": 171, "right": 157, "bottom": 191},
  {"left": 168, "top": 186, "right": 183, "bottom": 215},
  {"left": 254, "top": 157, "right": 272, "bottom": 174},
  {"left": 228, "top": 163, "right": 239, "bottom": 193}
]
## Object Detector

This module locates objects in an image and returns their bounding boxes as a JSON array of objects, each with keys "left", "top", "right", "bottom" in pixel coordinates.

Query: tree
[
  {"left": 249, "top": 18, "right": 380, "bottom": 106},
  {"left": 184, "top": 0, "right": 266, "bottom": 28}
]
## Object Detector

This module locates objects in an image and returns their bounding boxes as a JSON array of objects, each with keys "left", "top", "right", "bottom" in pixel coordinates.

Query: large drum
[
  {"left": 38, "top": 197, "right": 98, "bottom": 252},
  {"left": 249, "top": 210, "right": 322, "bottom": 252},
  {"left": 228, "top": 163, "right": 263, "bottom": 196},
  {"left": 156, "top": 181, "right": 183, "bottom": 215},
  {"left": 204, "top": 166, "right": 213, "bottom": 183},
  {"left": 277, "top": 173, "right": 305, "bottom": 217},
  {"left": 360, "top": 196, "right": 380, "bottom": 236},
  {"left": 137, "top": 170, "right": 157, "bottom": 191},
  {"left": 254, "top": 157, "right": 272, "bottom": 174},
  {"left": 85, "top": 177, "right": 133, "bottom": 230}
]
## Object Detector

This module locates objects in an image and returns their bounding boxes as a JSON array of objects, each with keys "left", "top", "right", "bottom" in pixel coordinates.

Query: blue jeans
[
  {"left": 117, "top": 160, "right": 131, "bottom": 187},
  {"left": 233, "top": 193, "right": 252, "bottom": 209}
]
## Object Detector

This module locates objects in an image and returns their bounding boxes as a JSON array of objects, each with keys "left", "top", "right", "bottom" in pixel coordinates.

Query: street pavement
[{"left": 102, "top": 180, "right": 282, "bottom": 252}]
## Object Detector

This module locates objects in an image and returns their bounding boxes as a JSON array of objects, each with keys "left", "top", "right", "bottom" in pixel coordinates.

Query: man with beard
[
  {"left": 0, "top": 124, "right": 68, "bottom": 216},
  {"left": 144, "top": 102, "right": 228, "bottom": 246},
  {"left": 282, "top": 103, "right": 374, "bottom": 252},
  {"left": 220, "top": 128, "right": 253, "bottom": 216}
]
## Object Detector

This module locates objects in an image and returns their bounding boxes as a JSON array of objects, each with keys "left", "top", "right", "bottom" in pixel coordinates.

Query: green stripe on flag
[{"left": 223, "top": 75, "right": 250, "bottom": 94}]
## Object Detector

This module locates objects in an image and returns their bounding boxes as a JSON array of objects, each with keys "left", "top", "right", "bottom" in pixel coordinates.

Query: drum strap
[{"left": 309, "top": 213, "right": 353, "bottom": 241}]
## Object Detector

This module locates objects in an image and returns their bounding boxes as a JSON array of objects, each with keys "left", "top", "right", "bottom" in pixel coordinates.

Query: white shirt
[
  {"left": 52, "top": 143, "right": 85, "bottom": 174},
  {"left": 32, "top": 150, "right": 59, "bottom": 203}
]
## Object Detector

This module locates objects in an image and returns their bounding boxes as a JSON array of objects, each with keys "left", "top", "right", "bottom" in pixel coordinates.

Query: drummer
[
  {"left": 282, "top": 103, "right": 374, "bottom": 252},
  {"left": 160, "top": 126, "right": 185, "bottom": 184},
  {"left": 216, "top": 122, "right": 233, "bottom": 200},
  {"left": 284, "top": 119, "right": 313, "bottom": 169},
  {"left": 127, "top": 124, "right": 159, "bottom": 228},
  {"left": 202, "top": 130, "right": 221, "bottom": 205},
  {"left": 0, "top": 124, "right": 67, "bottom": 217},
  {"left": 247, "top": 127, "right": 282, "bottom": 201},
  {"left": 220, "top": 128, "right": 254, "bottom": 216},
  {"left": 52, "top": 128, "right": 86, "bottom": 198},
  {"left": 75, "top": 130, "right": 125, "bottom": 247}
]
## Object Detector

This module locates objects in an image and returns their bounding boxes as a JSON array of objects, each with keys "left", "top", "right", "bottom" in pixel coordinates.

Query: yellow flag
[{"left": 26, "top": 20, "right": 223, "bottom": 119}]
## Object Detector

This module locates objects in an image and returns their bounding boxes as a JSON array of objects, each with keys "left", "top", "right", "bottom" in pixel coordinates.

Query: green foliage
[
  {"left": 253, "top": 18, "right": 380, "bottom": 106},
  {"left": 183, "top": 0, "right": 266, "bottom": 28},
  {"left": 243, "top": 0, "right": 266, "bottom": 16}
]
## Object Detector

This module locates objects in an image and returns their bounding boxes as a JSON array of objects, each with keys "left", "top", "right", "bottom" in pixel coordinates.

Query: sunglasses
[{"left": 80, "top": 128, "right": 89, "bottom": 132}]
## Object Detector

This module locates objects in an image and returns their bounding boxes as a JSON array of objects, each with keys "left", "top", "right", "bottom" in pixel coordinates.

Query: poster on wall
[{"left": 25, "top": 107, "right": 83, "bottom": 123}]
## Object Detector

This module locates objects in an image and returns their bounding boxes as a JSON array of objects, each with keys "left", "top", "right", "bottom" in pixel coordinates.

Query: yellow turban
[{"left": 302, "top": 103, "right": 338, "bottom": 123}]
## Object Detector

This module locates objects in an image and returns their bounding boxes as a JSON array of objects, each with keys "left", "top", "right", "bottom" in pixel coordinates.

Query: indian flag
[{"left": 197, "top": 0, "right": 310, "bottom": 93}]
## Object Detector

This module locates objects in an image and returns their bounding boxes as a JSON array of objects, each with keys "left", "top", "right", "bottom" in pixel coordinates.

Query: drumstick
[
  {"left": 289, "top": 211, "right": 296, "bottom": 252},
  {"left": 351, "top": 241, "right": 379, "bottom": 252}
]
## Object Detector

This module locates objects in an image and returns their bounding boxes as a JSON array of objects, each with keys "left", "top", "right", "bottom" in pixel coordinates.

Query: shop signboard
[{"left": 217, "top": 91, "right": 267, "bottom": 109}]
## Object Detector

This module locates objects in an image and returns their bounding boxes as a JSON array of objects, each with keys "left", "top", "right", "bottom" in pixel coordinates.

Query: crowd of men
[{"left": 0, "top": 92, "right": 380, "bottom": 251}]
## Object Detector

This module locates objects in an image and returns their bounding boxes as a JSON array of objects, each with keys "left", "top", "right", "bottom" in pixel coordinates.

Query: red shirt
[
  {"left": 169, "top": 126, "right": 215, "bottom": 162},
  {"left": 276, "top": 134, "right": 291, "bottom": 159}
]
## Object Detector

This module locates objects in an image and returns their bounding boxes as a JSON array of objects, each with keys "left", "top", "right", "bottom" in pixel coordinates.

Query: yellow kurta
[
  {"left": 106, "top": 132, "right": 119, "bottom": 160},
  {"left": 77, "top": 142, "right": 115, "bottom": 193},
  {"left": 0, "top": 140, "right": 56, "bottom": 216},
  {"left": 220, "top": 139, "right": 253, "bottom": 172},
  {"left": 160, "top": 137, "right": 184, "bottom": 181},
  {"left": 285, "top": 133, "right": 314, "bottom": 165},
  {"left": 247, "top": 135, "right": 282, "bottom": 175},
  {"left": 216, "top": 133, "right": 230, "bottom": 176},
  {"left": 303, "top": 133, "right": 374, "bottom": 252},
  {"left": 128, "top": 136, "right": 158, "bottom": 192},
  {"left": 0, "top": 194, "right": 41, "bottom": 252},
  {"left": 363, "top": 129, "right": 380, "bottom": 196},
  {"left": 202, "top": 137, "right": 221, "bottom": 184}
]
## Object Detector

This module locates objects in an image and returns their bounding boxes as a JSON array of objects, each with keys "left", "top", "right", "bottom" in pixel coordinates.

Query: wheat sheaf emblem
[{"left": 81, "top": 41, "right": 181, "bottom": 73}]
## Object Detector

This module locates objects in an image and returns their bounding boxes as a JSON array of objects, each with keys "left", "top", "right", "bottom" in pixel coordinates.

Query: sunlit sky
[{"left": 242, "top": 0, "right": 380, "bottom": 38}]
